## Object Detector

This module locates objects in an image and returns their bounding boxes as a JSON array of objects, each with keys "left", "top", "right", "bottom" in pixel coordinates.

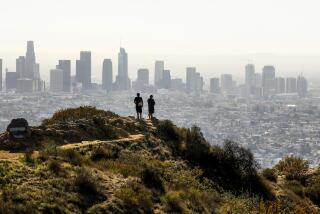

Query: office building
[
  {"left": 15, "top": 56, "right": 25, "bottom": 79},
  {"left": 276, "top": 77, "right": 285, "bottom": 94},
  {"left": 171, "top": 78, "right": 184, "bottom": 91},
  {"left": 25, "top": 41, "right": 36, "bottom": 79},
  {"left": 210, "top": 78, "right": 220, "bottom": 93},
  {"left": 297, "top": 75, "right": 308, "bottom": 97},
  {"left": 220, "top": 74, "right": 233, "bottom": 93},
  {"left": 245, "top": 64, "right": 255, "bottom": 96},
  {"left": 262, "top": 66, "right": 276, "bottom": 97},
  {"left": 186, "top": 67, "right": 196, "bottom": 93},
  {"left": 57, "top": 60, "right": 71, "bottom": 92},
  {"left": 137, "top": 69, "right": 149, "bottom": 85},
  {"left": 17, "top": 78, "right": 34, "bottom": 93},
  {"left": 50, "top": 69, "right": 64, "bottom": 92},
  {"left": 286, "top": 77, "right": 297, "bottom": 93},
  {"left": 102, "top": 59, "right": 113, "bottom": 91},
  {"left": 76, "top": 51, "right": 91, "bottom": 89},
  {"left": 155, "top": 61, "right": 164, "bottom": 87},
  {"left": 162, "top": 70, "right": 171, "bottom": 89},
  {"left": 114, "top": 47, "right": 130, "bottom": 90},
  {"left": 5, "top": 70, "right": 18, "bottom": 90}
]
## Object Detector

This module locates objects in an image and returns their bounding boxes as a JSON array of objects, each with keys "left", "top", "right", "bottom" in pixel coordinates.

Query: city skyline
[
  {"left": 1, "top": 0, "right": 320, "bottom": 83},
  {"left": 0, "top": 42, "right": 317, "bottom": 86}
]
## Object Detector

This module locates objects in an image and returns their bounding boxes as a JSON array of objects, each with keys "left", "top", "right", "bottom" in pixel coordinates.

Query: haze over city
[{"left": 1, "top": 0, "right": 320, "bottom": 83}]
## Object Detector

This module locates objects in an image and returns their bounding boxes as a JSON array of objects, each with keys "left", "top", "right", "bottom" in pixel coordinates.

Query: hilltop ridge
[{"left": 0, "top": 106, "right": 319, "bottom": 213}]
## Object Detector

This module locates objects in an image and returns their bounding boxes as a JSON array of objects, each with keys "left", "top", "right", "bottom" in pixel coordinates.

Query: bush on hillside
[
  {"left": 115, "top": 182, "right": 153, "bottom": 212},
  {"left": 141, "top": 166, "right": 165, "bottom": 193},
  {"left": 275, "top": 156, "right": 309, "bottom": 183},
  {"left": 74, "top": 168, "right": 100, "bottom": 195},
  {"left": 284, "top": 180, "right": 305, "bottom": 197},
  {"left": 305, "top": 175, "right": 320, "bottom": 205},
  {"left": 185, "top": 126, "right": 211, "bottom": 161},
  {"left": 262, "top": 168, "right": 277, "bottom": 182},
  {"left": 42, "top": 106, "right": 118, "bottom": 125}
]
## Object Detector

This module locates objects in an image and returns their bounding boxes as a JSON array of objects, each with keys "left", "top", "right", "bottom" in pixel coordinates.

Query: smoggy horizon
[{"left": 1, "top": 0, "right": 320, "bottom": 84}]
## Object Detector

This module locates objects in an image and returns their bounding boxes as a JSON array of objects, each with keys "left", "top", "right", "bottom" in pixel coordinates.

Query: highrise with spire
[{"left": 115, "top": 47, "right": 130, "bottom": 90}]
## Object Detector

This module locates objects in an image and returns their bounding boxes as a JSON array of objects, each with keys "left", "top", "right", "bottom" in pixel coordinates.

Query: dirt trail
[
  {"left": 0, "top": 150, "right": 23, "bottom": 160},
  {"left": 59, "top": 134, "right": 145, "bottom": 150}
]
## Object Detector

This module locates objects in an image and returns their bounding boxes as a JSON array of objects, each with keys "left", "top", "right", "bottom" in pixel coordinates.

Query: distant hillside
[{"left": 0, "top": 106, "right": 319, "bottom": 213}]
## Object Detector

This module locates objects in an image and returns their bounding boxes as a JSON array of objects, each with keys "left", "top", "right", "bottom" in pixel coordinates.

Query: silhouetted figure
[
  {"left": 147, "top": 95, "right": 155, "bottom": 119},
  {"left": 134, "top": 93, "right": 143, "bottom": 119}
]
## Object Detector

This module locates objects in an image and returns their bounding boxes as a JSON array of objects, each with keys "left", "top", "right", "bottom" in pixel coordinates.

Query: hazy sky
[{"left": 1, "top": 0, "right": 320, "bottom": 83}]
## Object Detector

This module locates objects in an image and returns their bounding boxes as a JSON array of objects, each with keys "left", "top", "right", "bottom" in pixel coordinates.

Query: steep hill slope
[{"left": 0, "top": 106, "right": 319, "bottom": 213}]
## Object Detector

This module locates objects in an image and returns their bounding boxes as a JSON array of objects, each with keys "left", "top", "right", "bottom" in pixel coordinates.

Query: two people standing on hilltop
[{"left": 134, "top": 93, "right": 155, "bottom": 120}]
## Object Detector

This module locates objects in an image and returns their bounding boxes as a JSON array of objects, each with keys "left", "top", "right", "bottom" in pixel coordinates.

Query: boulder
[{"left": 6, "top": 118, "right": 31, "bottom": 139}]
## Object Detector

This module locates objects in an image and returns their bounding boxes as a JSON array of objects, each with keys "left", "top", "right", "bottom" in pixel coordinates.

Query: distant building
[
  {"left": 297, "top": 75, "right": 308, "bottom": 97},
  {"left": 5, "top": 70, "right": 18, "bottom": 90},
  {"left": 162, "top": 70, "right": 171, "bottom": 89},
  {"left": 220, "top": 74, "right": 233, "bottom": 93},
  {"left": 102, "top": 59, "right": 113, "bottom": 91},
  {"left": 25, "top": 41, "right": 36, "bottom": 79},
  {"left": 154, "top": 61, "right": 164, "bottom": 87},
  {"left": 210, "top": 78, "right": 220, "bottom": 93},
  {"left": 0, "top": 59, "right": 2, "bottom": 91},
  {"left": 16, "top": 56, "right": 25, "bottom": 79},
  {"left": 276, "top": 77, "right": 285, "bottom": 94},
  {"left": 76, "top": 51, "right": 91, "bottom": 89},
  {"left": 171, "top": 78, "right": 185, "bottom": 91},
  {"left": 262, "top": 66, "right": 276, "bottom": 97},
  {"left": 254, "top": 73, "right": 262, "bottom": 87},
  {"left": 56, "top": 60, "right": 71, "bottom": 92},
  {"left": 286, "top": 77, "right": 297, "bottom": 93},
  {"left": 115, "top": 47, "right": 130, "bottom": 90},
  {"left": 17, "top": 78, "right": 34, "bottom": 93},
  {"left": 50, "top": 69, "right": 64, "bottom": 92},
  {"left": 245, "top": 64, "right": 255, "bottom": 96},
  {"left": 137, "top": 69, "right": 149, "bottom": 85},
  {"left": 186, "top": 67, "right": 203, "bottom": 93}
]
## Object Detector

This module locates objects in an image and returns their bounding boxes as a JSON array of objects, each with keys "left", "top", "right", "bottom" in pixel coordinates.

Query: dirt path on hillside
[
  {"left": 59, "top": 134, "right": 145, "bottom": 150},
  {"left": 0, "top": 150, "right": 23, "bottom": 160}
]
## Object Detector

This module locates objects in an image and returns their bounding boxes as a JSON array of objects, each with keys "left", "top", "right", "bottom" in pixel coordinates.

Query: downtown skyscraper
[
  {"left": 56, "top": 60, "right": 71, "bottom": 92},
  {"left": 154, "top": 61, "right": 164, "bottom": 87},
  {"left": 102, "top": 59, "right": 113, "bottom": 92},
  {"left": 115, "top": 47, "right": 130, "bottom": 90},
  {"left": 76, "top": 51, "right": 91, "bottom": 89},
  {"left": 245, "top": 64, "right": 255, "bottom": 97},
  {"left": 262, "top": 65, "right": 276, "bottom": 97}
]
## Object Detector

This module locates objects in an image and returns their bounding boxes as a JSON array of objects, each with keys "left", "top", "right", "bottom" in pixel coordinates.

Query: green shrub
[
  {"left": 42, "top": 106, "right": 118, "bottom": 125},
  {"left": 141, "top": 167, "right": 165, "bottom": 193},
  {"left": 60, "top": 149, "right": 83, "bottom": 166},
  {"left": 165, "top": 191, "right": 186, "bottom": 213},
  {"left": 24, "top": 150, "right": 35, "bottom": 164},
  {"left": 275, "top": 156, "right": 309, "bottom": 183},
  {"left": 90, "top": 147, "right": 112, "bottom": 161},
  {"left": 305, "top": 176, "right": 320, "bottom": 205},
  {"left": 157, "top": 120, "right": 181, "bottom": 142},
  {"left": 115, "top": 182, "right": 153, "bottom": 212},
  {"left": 48, "top": 159, "right": 62, "bottom": 175},
  {"left": 262, "top": 168, "right": 277, "bottom": 182},
  {"left": 74, "top": 168, "right": 100, "bottom": 195},
  {"left": 284, "top": 180, "right": 305, "bottom": 197},
  {"left": 185, "top": 126, "right": 211, "bottom": 161}
]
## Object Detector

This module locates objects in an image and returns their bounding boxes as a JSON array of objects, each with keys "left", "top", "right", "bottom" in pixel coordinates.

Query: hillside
[{"left": 0, "top": 106, "right": 319, "bottom": 213}]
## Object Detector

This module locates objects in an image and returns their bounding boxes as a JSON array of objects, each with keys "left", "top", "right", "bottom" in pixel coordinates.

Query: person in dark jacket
[
  {"left": 147, "top": 95, "right": 155, "bottom": 119},
  {"left": 134, "top": 93, "right": 143, "bottom": 119}
]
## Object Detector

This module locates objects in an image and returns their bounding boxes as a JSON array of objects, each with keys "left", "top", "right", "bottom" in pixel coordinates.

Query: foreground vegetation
[{"left": 0, "top": 106, "right": 319, "bottom": 213}]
